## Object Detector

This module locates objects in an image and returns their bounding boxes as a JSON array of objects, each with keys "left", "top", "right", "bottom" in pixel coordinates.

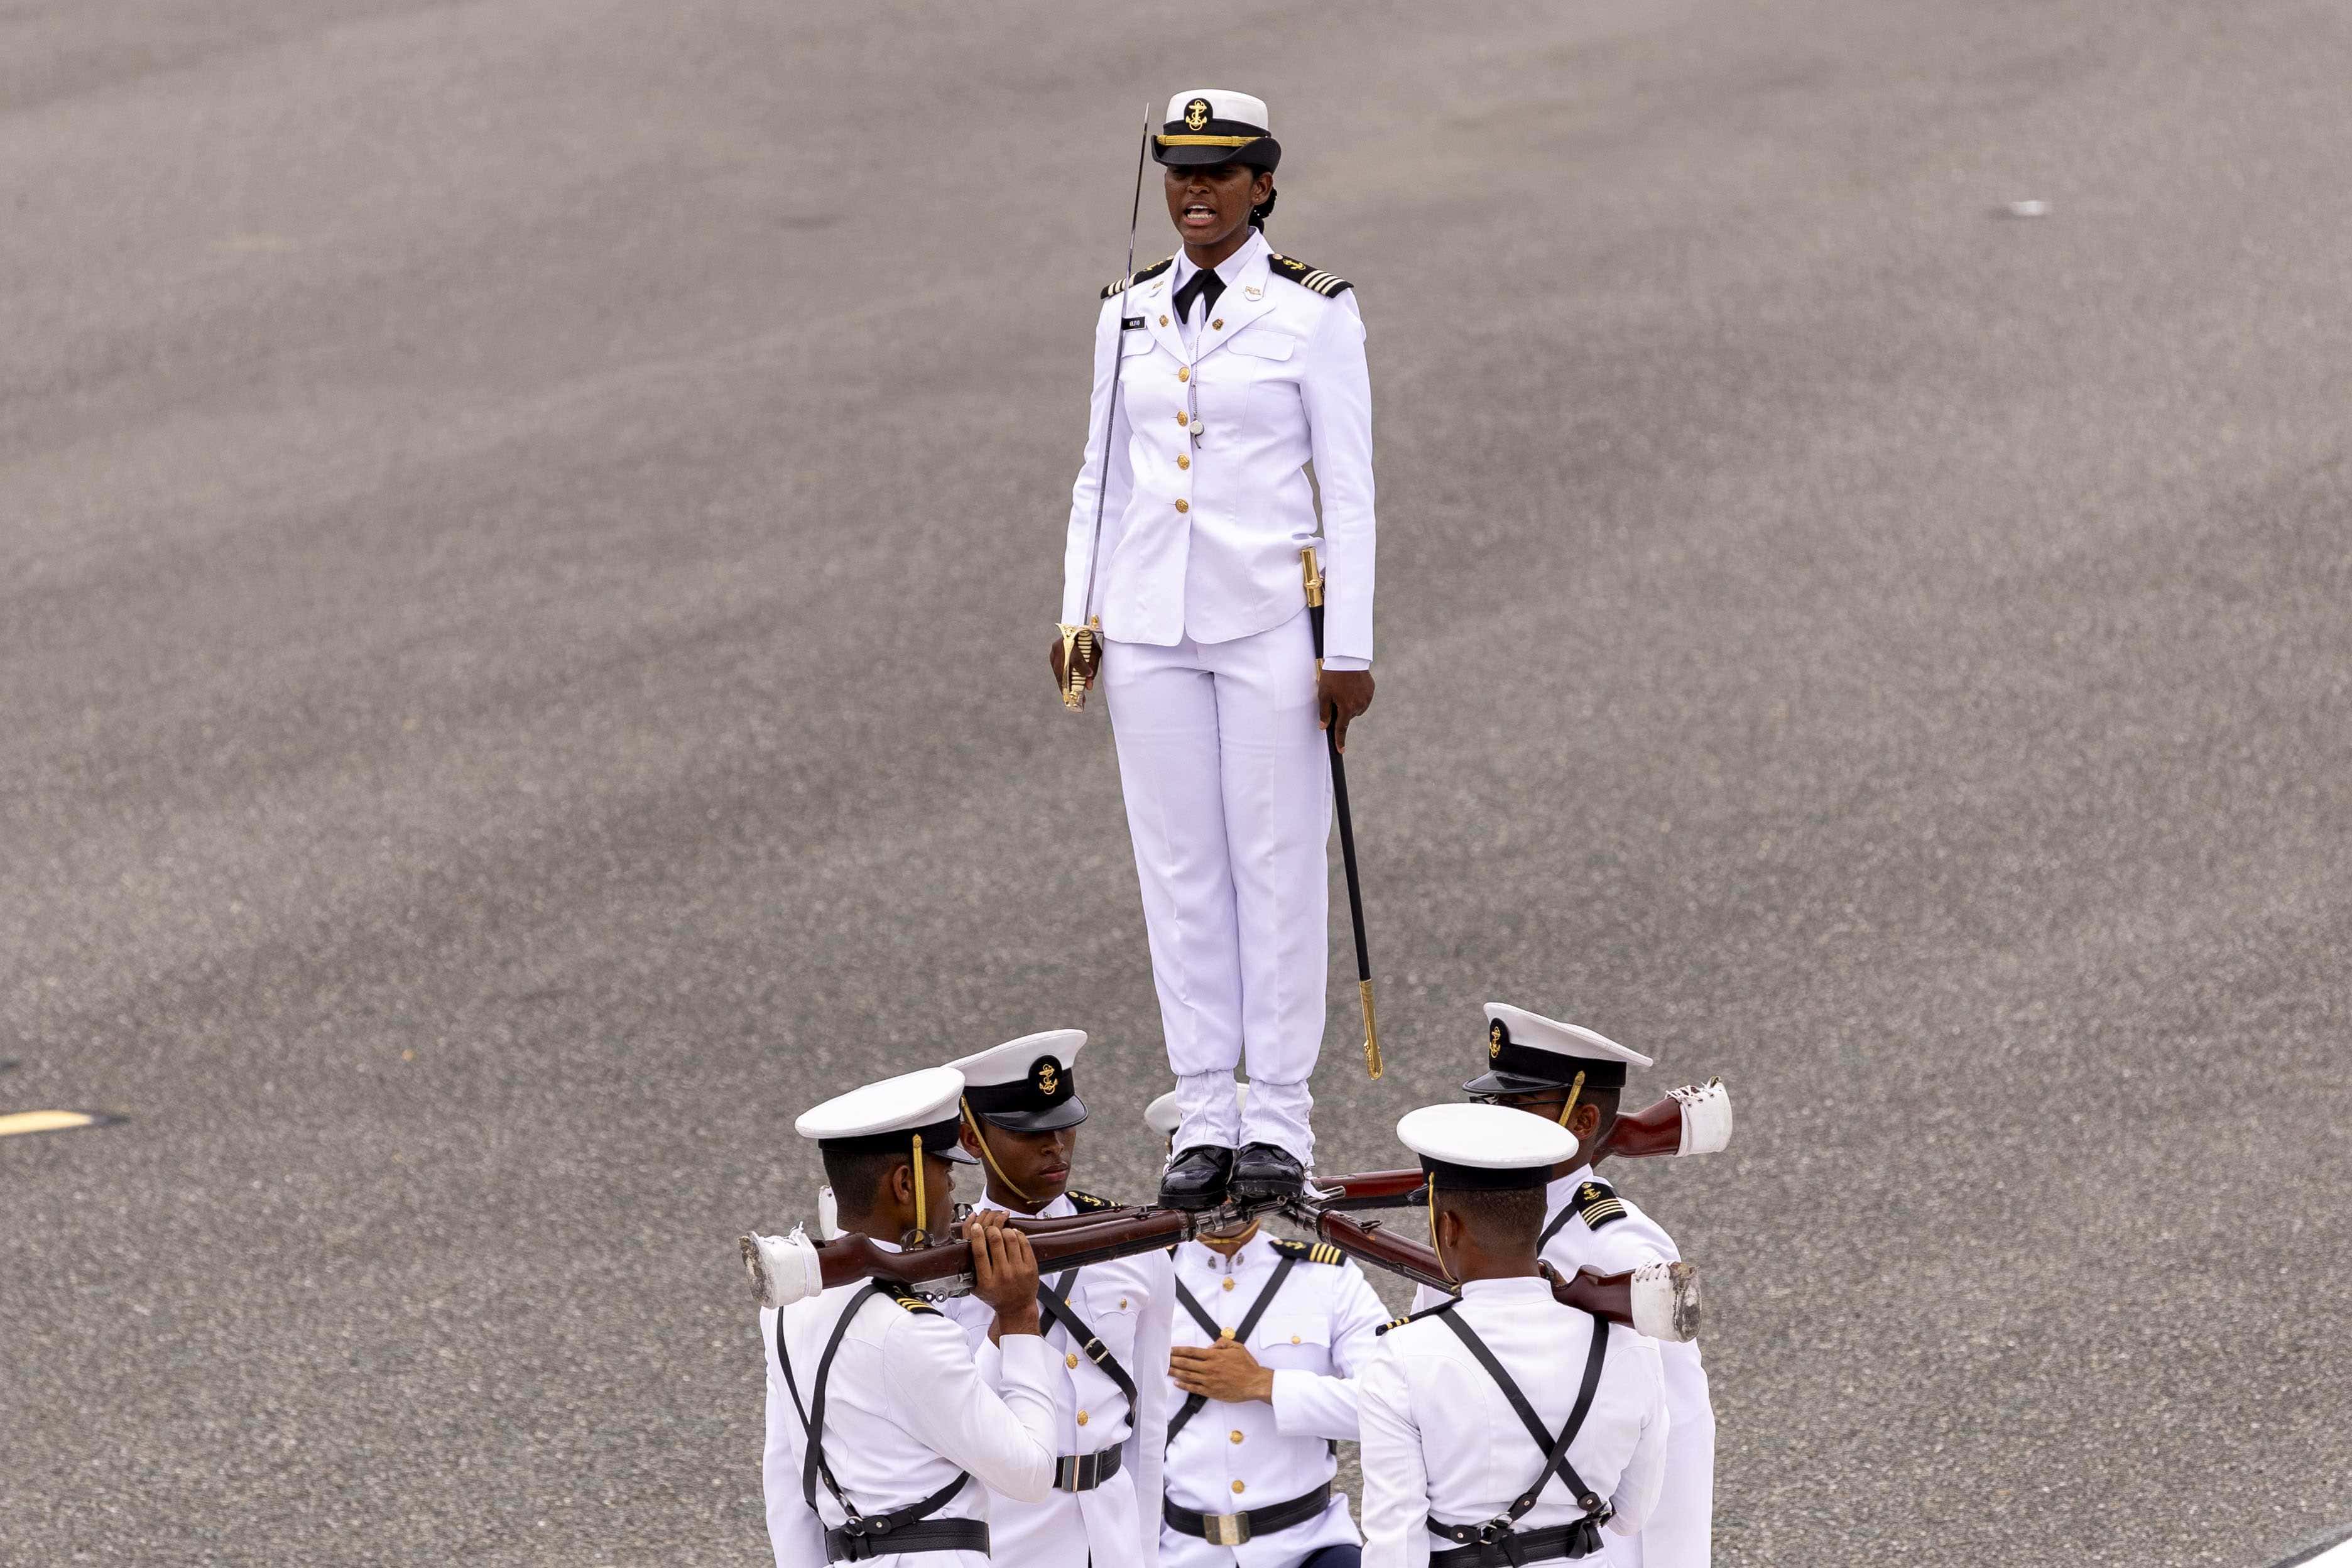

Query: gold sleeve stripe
[{"left": 1155, "top": 133, "right": 1259, "bottom": 147}]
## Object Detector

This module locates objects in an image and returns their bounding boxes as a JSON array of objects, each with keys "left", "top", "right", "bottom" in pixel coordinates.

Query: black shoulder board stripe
[
  {"left": 880, "top": 1280, "right": 942, "bottom": 1316},
  {"left": 1266, "top": 253, "right": 1353, "bottom": 298},
  {"left": 1100, "top": 256, "right": 1175, "bottom": 299},
  {"left": 1270, "top": 1238, "right": 1344, "bottom": 1266},
  {"left": 1067, "top": 1189, "right": 1118, "bottom": 1212},
  {"left": 1570, "top": 1179, "right": 1628, "bottom": 1232},
  {"left": 1375, "top": 1297, "right": 1458, "bottom": 1337}
]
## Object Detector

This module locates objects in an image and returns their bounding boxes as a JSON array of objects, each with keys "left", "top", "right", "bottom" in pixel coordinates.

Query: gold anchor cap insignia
[
  {"left": 1488, "top": 1020, "right": 1506, "bottom": 1058},
  {"left": 1032, "top": 1057, "right": 1062, "bottom": 1097},
  {"left": 1184, "top": 97, "right": 1212, "bottom": 131}
]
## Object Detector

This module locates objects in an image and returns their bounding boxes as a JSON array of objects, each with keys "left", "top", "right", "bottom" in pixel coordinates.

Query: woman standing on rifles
[{"left": 1054, "top": 90, "right": 1378, "bottom": 1211}]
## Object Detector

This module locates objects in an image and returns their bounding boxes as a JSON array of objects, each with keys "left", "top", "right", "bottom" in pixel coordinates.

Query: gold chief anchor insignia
[
  {"left": 1035, "top": 1060, "right": 1060, "bottom": 1097},
  {"left": 1184, "top": 97, "right": 1211, "bottom": 131},
  {"left": 1489, "top": 1020, "right": 1505, "bottom": 1059},
  {"left": 1056, "top": 619, "right": 1102, "bottom": 710}
]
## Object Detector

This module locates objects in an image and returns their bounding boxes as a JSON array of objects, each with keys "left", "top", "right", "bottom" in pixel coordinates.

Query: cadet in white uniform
[
  {"left": 1145, "top": 1089, "right": 1389, "bottom": 1568},
  {"left": 1358, "top": 1104, "right": 1670, "bottom": 1568},
  {"left": 939, "top": 1032, "right": 1173, "bottom": 1567},
  {"left": 1413, "top": 1006, "right": 1716, "bottom": 1568},
  {"left": 1056, "top": 89, "right": 1380, "bottom": 1211},
  {"left": 762, "top": 1067, "right": 1062, "bottom": 1567}
]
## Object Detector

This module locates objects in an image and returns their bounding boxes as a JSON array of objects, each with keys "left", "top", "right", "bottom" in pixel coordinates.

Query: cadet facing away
[
  {"left": 1055, "top": 88, "right": 1379, "bottom": 1212},
  {"left": 1359, "top": 1104, "right": 1670, "bottom": 1568}
]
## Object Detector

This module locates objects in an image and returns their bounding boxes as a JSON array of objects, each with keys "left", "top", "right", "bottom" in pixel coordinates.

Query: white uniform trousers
[{"left": 1102, "top": 608, "right": 1330, "bottom": 1163}]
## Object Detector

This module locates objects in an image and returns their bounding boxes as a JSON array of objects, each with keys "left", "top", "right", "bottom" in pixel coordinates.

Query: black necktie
[{"left": 1173, "top": 266, "right": 1225, "bottom": 325}]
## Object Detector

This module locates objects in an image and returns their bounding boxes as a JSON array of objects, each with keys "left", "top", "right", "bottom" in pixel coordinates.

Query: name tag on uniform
[{"left": 1121, "top": 316, "right": 1145, "bottom": 331}]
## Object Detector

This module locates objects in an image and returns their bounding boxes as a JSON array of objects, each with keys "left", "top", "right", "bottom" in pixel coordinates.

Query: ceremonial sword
[
  {"left": 1302, "top": 547, "right": 1382, "bottom": 1079},
  {"left": 1057, "top": 104, "right": 1154, "bottom": 710}
]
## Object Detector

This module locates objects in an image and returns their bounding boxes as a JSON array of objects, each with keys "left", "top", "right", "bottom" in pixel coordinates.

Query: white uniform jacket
[
  {"left": 1409, "top": 1167, "right": 1715, "bottom": 1567},
  {"left": 761, "top": 1272, "right": 1061, "bottom": 1568},
  {"left": 1062, "top": 228, "right": 1378, "bottom": 664},
  {"left": 1162, "top": 1233, "right": 1391, "bottom": 1568},
  {"left": 1356, "top": 1277, "right": 1670, "bottom": 1568},
  {"left": 942, "top": 1192, "right": 1174, "bottom": 1567}
]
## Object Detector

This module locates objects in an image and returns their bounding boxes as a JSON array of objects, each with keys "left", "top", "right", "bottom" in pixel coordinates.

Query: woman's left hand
[{"left": 1317, "top": 668, "right": 1375, "bottom": 751}]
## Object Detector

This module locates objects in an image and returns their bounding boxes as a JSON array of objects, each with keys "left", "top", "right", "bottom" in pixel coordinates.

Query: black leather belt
[
  {"left": 1053, "top": 1443, "right": 1124, "bottom": 1493},
  {"left": 1427, "top": 1518, "right": 1606, "bottom": 1567},
  {"left": 824, "top": 1516, "right": 989, "bottom": 1562},
  {"left": 1164, "top": 1480, "right": 1332, "bottom": 1547}
]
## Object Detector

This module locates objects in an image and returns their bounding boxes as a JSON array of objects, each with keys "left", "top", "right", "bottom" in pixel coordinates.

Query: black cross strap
[
  {"left": 1538, "top": 1202, "right": 1579, "bottom": 1252},
  {"left": 1166, "top": 1255, "right": 1297, "bottom": 1445},
  {"left": 1429, "top": 1305, "right": 1614, "bottom": 1560},
  {"left": 776, "top": 1285, "right": 971, "bottom": 1542},
  {"left": 1036, "top": 1270, "right": 1138, "bottom": 1410}
]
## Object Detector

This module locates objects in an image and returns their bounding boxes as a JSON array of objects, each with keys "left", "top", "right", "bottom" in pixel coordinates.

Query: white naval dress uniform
[
  {"left": 941, "top": 1193, "right": 1174, "bottom": 1567},
  {"left": 761, "top": 1261, "right": 1062, "bottom": 1568},
  {"left": 1408, "top": 1171, "right": 1714, "bottom": 1568},
  {"left": 1161, "top": 1233, "right": 1391, "bottom": 1567},
  {"left": 1357, "top": 1278, "right": 1670, "bottom": 1568},
  {"left": 1062, "top": 227, "right": 1376, "bottom": 1167}
]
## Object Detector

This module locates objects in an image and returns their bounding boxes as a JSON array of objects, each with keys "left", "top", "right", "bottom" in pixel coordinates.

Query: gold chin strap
[
  {"left": 1556, "top": 1070, "right": 1587, "bottom": 1129},
  {"left": 1427, "top": 1173, "right": 1456, "bottom": 1287},
  {"left": 911, "top": 1132, "right": 927, "bottom": 1243},
  {"left": 961, "top": 1099, "right": 1034, "bottom": 1204}
]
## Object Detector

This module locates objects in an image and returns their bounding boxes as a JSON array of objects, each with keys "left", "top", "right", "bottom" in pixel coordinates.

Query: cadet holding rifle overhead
[
  {"left": 1054, "top": 89, "right": 1380, "bottom": 1214},
  {"left": 761, "top": 1069, "right": 1059, "bottom": 1568}
]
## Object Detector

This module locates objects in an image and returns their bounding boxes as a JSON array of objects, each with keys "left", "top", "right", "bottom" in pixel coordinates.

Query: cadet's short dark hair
[
  {"left": 1440, "top": 1182, "right": 1547, "bottom": 1238},
  {"left": 821, "top": 1145, "right": 911, "bottom": 1203}
]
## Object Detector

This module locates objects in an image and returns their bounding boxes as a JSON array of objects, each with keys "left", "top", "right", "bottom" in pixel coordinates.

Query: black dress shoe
[
  {"left": 1158, "top": 1145, "right": 1236, "bottom": 1211},
  {"left": 1228, "top": 1141, "right": 1305, "bottom": 1202}
]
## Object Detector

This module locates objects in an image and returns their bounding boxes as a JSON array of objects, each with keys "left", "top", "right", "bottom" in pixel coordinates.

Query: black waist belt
[
  {"left": 1163, "top": 1480, "right": 1333, "bottom": 1547},
  {"left": 1053, "top": 1443, "right": 1124, "bottom": 1493},
  {"left": 823, "top": 1515, "right": 989, "bottom": 1562},
  {"left": 1428, "top": 1517, "right": 1607, "bottom": 1568}
]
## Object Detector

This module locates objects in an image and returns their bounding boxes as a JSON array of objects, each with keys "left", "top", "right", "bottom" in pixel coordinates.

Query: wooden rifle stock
[
  {"left": 1290, "top": 1207, "right": 1648, "bottom": 1327},
  {"left": 1312, "top": 1081, "right": 1726, "bottom": 1200},
  {"left": 806, "top": 1209, "right": 1190, "bottom": 1294}
]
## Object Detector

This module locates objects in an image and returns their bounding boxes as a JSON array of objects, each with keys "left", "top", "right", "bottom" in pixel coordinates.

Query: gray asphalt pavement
[{"left": 5, "top": 2, "right": 2350, "bottom": 1564}]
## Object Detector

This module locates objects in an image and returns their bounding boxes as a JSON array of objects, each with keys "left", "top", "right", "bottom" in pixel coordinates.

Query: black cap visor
[
  {"left": 1154, "top": 132, "right": 1280, "bottom": 171},
  {"left": 1461, "top": 1069, "right": 1581, "bottom": 1098},
  {"left": 969, "top": 1094, "right": 1089, "bottom": 1134}
]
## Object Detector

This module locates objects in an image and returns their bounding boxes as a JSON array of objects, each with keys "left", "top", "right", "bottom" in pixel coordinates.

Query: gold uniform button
[
  {"left": 1159, "top": 314, "right": 1170, "bottom": 326},
  {"left": 1229, "top": 1430, "right": 1244, "bottom": 1444},
  {"left": 1232, "top": 1480, "right": 1246, "bottom": 1495},
  {"left": 1291, "top": 1335, "right": 1302, "bottom": 1344},
  {"left": 1211, "top": 318, "right": 1223, "bottom": 330},
  {"left": 1174, "top": 499, "right": 1189, "bottom": 513},
  {"left": 1066, "top": 1353, "right": 1079, "bottom": 1369},
  {"left": 1077, "top": 1410, "right": 1090, "bottom": 1427},
  {"left": 1221, "top": 1278, "right": 1235, "bottom": 1292},
  {"left": 1121, "top": 1298, "right": 1130, "bottom": 1309},
  {"left": 1177, "top": 366, "right": 1190, "bottom": 383},
  {"left": 1175, "top": 410, "right": 1190, "bottom": 427},
  {"left": 1177, "top": 454, "right": 1190, "bottom": 470}
]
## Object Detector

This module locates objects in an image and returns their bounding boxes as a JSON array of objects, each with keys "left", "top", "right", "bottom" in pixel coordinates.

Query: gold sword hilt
[
  {"left": 1056, "top": 619, "right": 1100, "bottom": 710},
  {"left": 1360, "top": 979, "right": 1383, "bottom": 1079},
  {"left": 1300, "top": 546, "right": 1324, "bottom": 611}
]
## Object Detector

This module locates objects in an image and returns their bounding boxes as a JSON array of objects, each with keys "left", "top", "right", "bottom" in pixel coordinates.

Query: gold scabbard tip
[{"left": 1359, "top": 978, "right": 1383, "bottom": 1079}]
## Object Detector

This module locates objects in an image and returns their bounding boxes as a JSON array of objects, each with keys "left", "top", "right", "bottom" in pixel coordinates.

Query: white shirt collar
[
  {"left": 1458, "top": 1275, "right": 1556, "bottom": 1302},
  {"left": 1184, "top": 1227, "right": 1272, "bottom": 1275},
  {"left": 1172, "top": 227, "right": 1269, "bottom": 291},
  {"left": 973, "top": 1190, "right": 1075, "bottom": 1220}
]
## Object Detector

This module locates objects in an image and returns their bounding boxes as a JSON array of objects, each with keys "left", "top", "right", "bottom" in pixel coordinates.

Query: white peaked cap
[
  {"left": 949, "top": 1029, "right": 1085, "bottom": 1086},
  {"left": 795, "top": 1065, "right": 966, "bottom": 1146},
  {"left": 1163, "top": 89, "right": 1270, "bottom": 131},
  {"left": 1144, "top": 1081, "right": 1249, "bottom": 1136},
  {"left": 1398, "top": 1102, "right": 1577, "bottom": 1188},
  {"left": 1472, "top": 1003, "right": 1652, "bottom": 1096}
]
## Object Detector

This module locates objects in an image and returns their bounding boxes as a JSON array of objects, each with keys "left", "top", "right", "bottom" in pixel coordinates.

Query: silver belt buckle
[{"left": 1203, "top": 1511, "right": 1252, "bottom": 1547}]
